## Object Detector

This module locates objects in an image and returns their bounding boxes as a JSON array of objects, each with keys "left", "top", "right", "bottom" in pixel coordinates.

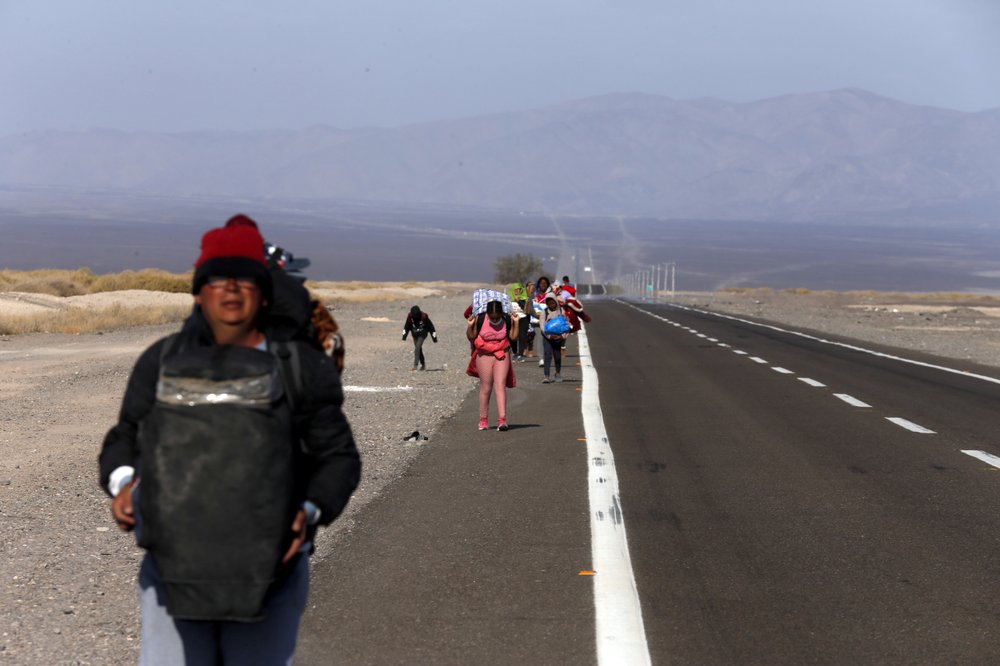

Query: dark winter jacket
[
  {"left": 402, "top": 311, "right": 436, "bottom": 339},
  {"left": 98, "top": 311, "right": 360, "bottom": 527}
]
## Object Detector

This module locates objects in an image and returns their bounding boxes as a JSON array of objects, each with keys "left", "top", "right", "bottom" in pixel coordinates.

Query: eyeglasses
[{"left": 205, "top": 276, "right": 259, "bottom": 291}]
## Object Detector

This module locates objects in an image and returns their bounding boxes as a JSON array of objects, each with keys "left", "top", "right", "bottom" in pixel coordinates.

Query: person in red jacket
[
  {"left": 559, "top": 275, "right": 577, "bottom": 298},
  {"left": 562, "top": 295, "right": 592, "bottom": 333}
]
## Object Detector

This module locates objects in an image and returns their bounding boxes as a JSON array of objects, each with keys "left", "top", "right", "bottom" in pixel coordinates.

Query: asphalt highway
[{"left": 299, "top": 300, "right": 1000, "bottom": 664}]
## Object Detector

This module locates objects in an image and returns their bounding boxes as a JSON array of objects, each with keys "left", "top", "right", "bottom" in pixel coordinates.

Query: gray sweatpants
[
  {"left": 411, "top": 333, "right": 427, "bottom": 368},
  {"left": 138, "top": 553, "right": 309, "bottom": 665}
]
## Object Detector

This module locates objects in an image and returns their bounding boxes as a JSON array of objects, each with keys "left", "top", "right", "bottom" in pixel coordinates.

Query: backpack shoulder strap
[
  {"left": 158, "top": 332, "right": 184, "bottom": 364},
  {"left": 271, "top": 340, "right": 303, "bottom": 413}
]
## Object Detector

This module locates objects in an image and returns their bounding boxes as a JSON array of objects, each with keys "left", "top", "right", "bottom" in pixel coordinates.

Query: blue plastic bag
[{"left": 543, "top": 314, "right": 571, "bottom": 336}]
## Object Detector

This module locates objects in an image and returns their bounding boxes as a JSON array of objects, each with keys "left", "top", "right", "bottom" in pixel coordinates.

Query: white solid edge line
[
  {"left": 962, "top": 450, "right": 1000, "bottom": 469},
  {"left": 799, "top": 378, "right": 826, "bottom": 387},
  {"left": 886, "top": 417, "right": 936, "bottom": 434},
  {"left": 834, "top": 393, "right": 872, "bottom": 408},
  {"left": 772, "top": 367, "right": 794, "bottom": 374},
  {"left": 578, "top": 326, "right": 652, "bottom": 665},
  {"left": 631, "top": 300, "right": 1000, "bottom": 388}
]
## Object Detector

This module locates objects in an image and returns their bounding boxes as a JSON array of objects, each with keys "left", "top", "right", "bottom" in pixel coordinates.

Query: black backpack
[{"left": 136, "top": 334, "right": 307, "bottom": 621}]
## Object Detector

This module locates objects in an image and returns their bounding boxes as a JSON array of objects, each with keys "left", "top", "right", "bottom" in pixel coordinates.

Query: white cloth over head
[{"left": 471, "top": 288, "right": 512, "bottom": 315}]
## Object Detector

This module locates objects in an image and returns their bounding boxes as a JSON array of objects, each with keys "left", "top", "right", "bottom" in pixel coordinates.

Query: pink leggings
[{"left": 475, "top": 353, "right": 510, "bottom": 421}]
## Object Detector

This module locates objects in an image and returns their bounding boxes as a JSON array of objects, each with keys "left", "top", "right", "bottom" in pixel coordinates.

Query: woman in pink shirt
[{"left": 466, "top": 300, "right": 521, "bottom": 431}]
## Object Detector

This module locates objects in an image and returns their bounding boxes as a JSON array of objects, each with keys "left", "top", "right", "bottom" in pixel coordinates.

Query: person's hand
[
  {"left": 401, "top": 334, "right": 407, "bottom": 341},
  {"left": 111, "top": 481, "right": 137, "bottom": 532},
  {"left": 281, "top": 509, "right": 308, "bottom": 564},
  {"left": 431, "top": 334, "right": 438, "bottom": 343},
  {"left": 467, "top": 315, "right": 477, "bottom": 326}
]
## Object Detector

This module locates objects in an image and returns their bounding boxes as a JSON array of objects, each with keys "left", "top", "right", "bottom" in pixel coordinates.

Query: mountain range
[{"left": 3, "top": 88, "right": 999, "bottom": 221}]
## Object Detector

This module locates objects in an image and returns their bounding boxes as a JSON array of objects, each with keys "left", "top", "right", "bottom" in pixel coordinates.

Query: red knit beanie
[{"left": 191, "top": 216, "right": 272, "bottom": 300}]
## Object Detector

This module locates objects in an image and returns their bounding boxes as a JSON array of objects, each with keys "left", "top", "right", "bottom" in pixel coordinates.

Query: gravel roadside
[{"left": 0, "top": 295, "right": 475, "bottom": 665}]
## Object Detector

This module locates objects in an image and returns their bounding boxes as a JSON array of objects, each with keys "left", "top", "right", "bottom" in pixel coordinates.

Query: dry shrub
[
  {"left": 718, "top": 287, "right": 776, "bottom": 296},
  {"left": 7, "top": 276, "right": 86, "bottom": 297},
  {"left": 306, "top": 280, "right": 386, "bottom": 291},
  {"left": 0, "top": 268, "right": 191, "bottom": 295},
  {"left": 328, "top": 292, "right": 412, "bottom": 304},
  {"left": 783, "top": 288, "right": 838, "bottom": 297},
  {"left": 87, "top": 269, "right": 190, "bottom": 294},
  {"left": 843, "top": 290, "right": 1000, "bottom": 305},
  {"left": 0, "top": 303, "right": 190, "bottom": 335}
]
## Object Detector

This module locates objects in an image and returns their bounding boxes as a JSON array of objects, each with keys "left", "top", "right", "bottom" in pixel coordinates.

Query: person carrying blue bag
[{"left": 537, "top": 293, "right": 568, "bottom": 383}]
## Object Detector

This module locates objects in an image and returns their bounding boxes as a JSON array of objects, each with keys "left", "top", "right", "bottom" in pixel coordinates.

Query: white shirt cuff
[{"left": 108, "top": 466, "right": 135, "bottom": 497}]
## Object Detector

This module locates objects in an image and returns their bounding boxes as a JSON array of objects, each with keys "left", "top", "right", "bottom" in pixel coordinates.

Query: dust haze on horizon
[{"left": 3, "top": 0, "right": 1000, "bottom": 136}]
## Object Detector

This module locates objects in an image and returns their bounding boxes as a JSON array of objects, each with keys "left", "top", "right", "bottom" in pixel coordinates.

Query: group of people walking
[
  {"left": 99, "top": 216, "right": 592, "bottom": 664},
  {"left": 407, "top": 275, "right": 591, "bottom": 433}
]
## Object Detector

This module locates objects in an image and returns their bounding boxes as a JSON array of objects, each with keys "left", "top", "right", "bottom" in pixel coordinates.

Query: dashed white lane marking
[
  {"left": 834, "top": 393, "right": 872, "bottom": 408},
  {"left": 696, "top": 333, "right": 707, "bottom": 338},
  {"left": 962, "top": 450, "right": 1000, "bottom": 469},
  {"left": 627, "top": 302, "right": 948, "bottom": 443},
  {"left": 707, "top": 337, "right": 719, "bottom": 342},
  {"left": 717, "top": 343, "right": 731, "bottom": 348},
  {"left": 772, "top": 367, "right": 794, "bottom": 375},
  {"left": 886, "top": 417, "right": 936, "bottom": 434},
  {"left": 578, "top": 326, "right": 652, "bottom": 665},
  {"left": 664, "top": 302, "right": 1000, "bottom": 388}
]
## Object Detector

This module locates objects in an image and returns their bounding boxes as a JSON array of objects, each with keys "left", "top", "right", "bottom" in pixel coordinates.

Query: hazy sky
[{"left": 3, "top": 0, "right": 1000, "bottom": 135}]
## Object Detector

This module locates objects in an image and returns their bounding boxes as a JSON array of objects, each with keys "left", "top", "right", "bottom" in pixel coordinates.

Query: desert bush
[
  {"left": 718, "top": 287, "right": 775, "bottom": 296},
  {"left": 7, "top": 276, "right": 85, "bottom": 296},
  {"left": 306, "top": 280, "right": 385, "bottom": 291},
  {"left": 0, "top": 268, "right": 191, "bottom": 295},
  {"left": 494, "top": 253, "right": 543, "bottom": 284},
  {"left": 0, "top": 303, "right": 190, "bottom": 335},
  {"left": 87, "top": 269, "right": 190, "bottom": 294}
]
